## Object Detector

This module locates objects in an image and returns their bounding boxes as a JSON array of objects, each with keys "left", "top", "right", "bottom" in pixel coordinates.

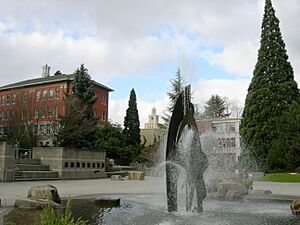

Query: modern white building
[{"left": 197, "top": 118, "right": 241, "bottom": 171}]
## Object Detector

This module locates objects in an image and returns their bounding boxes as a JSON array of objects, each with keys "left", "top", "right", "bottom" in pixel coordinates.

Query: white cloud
[
  {"left": 192, "top": 78, "right": 251, "bottom": 107},
  {"left": 1, "top": 0, "right": 300, "bottom": 123},
  {"left": 109, "top": 98, "right": 168, "bottom": 127},
  {"left": 202, "top": 41, "right": 258, "bottom": 76}
]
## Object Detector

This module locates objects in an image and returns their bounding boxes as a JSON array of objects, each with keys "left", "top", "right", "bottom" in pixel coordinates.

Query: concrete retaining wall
[
  {"left": 0, "top": 142, "right": 14, "bottom": 182},
  {"left": 32, "top": 147, "right": 106, "bottom": 180}
]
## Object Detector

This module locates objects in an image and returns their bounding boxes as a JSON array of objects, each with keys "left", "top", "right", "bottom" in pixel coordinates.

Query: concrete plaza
[
  {"left": 1, "top": 177, "right": 300, "bottom": 206},
  {"left": 1, "top": 177, "right": 300, "bottom": 224}
]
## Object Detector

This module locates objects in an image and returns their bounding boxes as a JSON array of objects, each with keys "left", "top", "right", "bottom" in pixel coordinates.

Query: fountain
[
  {"left": 166, "top": 85, "right": 208, "bottom": 213},
  {"left": 4, "top": 86, "right": 299, "bottom": 225}
]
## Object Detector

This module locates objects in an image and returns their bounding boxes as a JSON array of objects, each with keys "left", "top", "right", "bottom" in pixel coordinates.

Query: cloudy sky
[{"left": 0, "top": 0, "right": 299, "bottom": 126}]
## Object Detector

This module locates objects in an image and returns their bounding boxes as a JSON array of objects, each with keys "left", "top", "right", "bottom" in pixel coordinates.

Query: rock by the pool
[
  {"left": 27, "top": 184, "right": 61, "bottom": 204},
  {"left": 111, "top": 175, "right": 123, "bottom": 181},
  {"left": 217, "top": 182, "right": 247, "bottom": 201},
  {"left": 290, "top": 199, "right": 300, "bottom": 215},
  {"left": 224, "top": 190, "right": 243, "bottom": 201},
  {"left": 15, "top": 198, "right": 61, "bottom": 209},
  {"left": 128, "top": 171, "right": 145, "bottom": 180},
  {"left": 247, "top": 190, "right": 272, "bottom": 196}
]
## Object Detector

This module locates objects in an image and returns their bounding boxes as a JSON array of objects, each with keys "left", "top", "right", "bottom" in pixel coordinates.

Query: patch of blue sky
[
  {"left": 194, "top": 57, "right": 238, "bottom": 80},
  {"left": 107, "top": 62, "right": 178, "bottom": 101},
  {"left": 0, "top": 18, "right": 15, "bottom": 34}
]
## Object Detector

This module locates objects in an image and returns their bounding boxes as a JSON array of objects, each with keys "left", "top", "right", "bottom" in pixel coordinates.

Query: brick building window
[
  {"left": 36, "top": 91, "right": 41, "bottom": 100},
  {"left": 55, "top": 89, "right": 60, "bottom": 99},
  {"left": 6, "top": 96, "right": 10, "bottom": 105},
  {"left": 12, "top": 95, "right": 16, "bottom": 104},
  {"left": 0, "top": 112, "right": 3, "bottom": 120},
  {"left": 101, "top": 111, "right": 107, "bottom": 121},
  {"left": 41, "top": 108, "right": 45, "bottom": 118},
  {"left": 42, "top": 91, "right": 47, "bottom": 99},
  {"left": 47, "top": 107, "right": 52, "bottom": 116},
  {"left": 102, "top": 95, "right": 106, "bottom": 105},
  {"left": 3, "top": 111, "right": 7, "bottom": 120},
  {"left": 53, "top": 107, "right": 59, "bottom": 116},
  {"left": 48, "top": 90, "right": 53, "bottom": 99},
  {"left": 35, "top": 109, "right": 39, "bottom": 118},
  {"left": 1, "top": 96, "right": 4, "bottom": 105}
]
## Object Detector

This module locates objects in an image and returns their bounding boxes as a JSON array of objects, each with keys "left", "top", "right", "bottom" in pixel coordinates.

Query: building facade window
[
  {"left": 55, "top": 89, "right": 60, "bottom": 99},
  {"left": 0, "top": 112, "right": 3, "bottom": 120},
  {"left": 42, "top": 90, "right": 47, "bottom": 99},
  {"left": 12, "top": 95, "right": 16, "bottom": 104},
  {"left": 36, "top": 91, "right": 41, "bottom": 100},
  {"left": 101, "top": 111, "right": 107, "bottom": 121},
  {"left": 6, "top": 96, "right": 10, "bottom": 105},
  {"left": 102, "top": 95, "right": 106, "bottom": 105},
  {"left": 53, "top": 107, "right": 59, "bottom": 116},
  {"left": 213, "top": 122, "right": 236, "bottom": 133},
  {"left": 48, "top": 90, "right": 53, "bottom": 99},
  {"left": 1, "top": 96, "right": 4, "bottom": 105},
  {"left": 47, "top": 107, "right": 52, "bottom": 116},
  {"left": 218, "top": 138, "right": 236, "bottom": 148},
  {"left": 35, "top": 109, "right": 39, "bottom": 118}
]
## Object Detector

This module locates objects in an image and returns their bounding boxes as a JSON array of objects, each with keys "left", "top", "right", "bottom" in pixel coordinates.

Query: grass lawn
[{"left": 257, "top": 173, "right": 300, "bottom": 182}]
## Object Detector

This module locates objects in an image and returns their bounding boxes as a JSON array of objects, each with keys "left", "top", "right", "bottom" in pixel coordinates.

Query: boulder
[
  {"left": 15, "top": 198, "right": 61, "bottom": 209},
  {"left": 128, "top": 172, "right": 145, "bottom": 180},
  {"left": 247, "top": 190, "right": 272, "bottom": 196},
  {"left": 111, "top": 175, "right": 122, "bottom": 181},
  {"left": 290, "top": 199, "right": 300, "bottom": 215},
  {"left": 224, "top": 190, "right": 243, "bottom": 201},
  {"left": 94, "top": 197, "right": 120, "bottom": 208},
  {"left": 217, "top": 182, "right": 247, "bottom": 200},
  {"left": 27, "top": 184, "right": 61, "bottom": 204}
]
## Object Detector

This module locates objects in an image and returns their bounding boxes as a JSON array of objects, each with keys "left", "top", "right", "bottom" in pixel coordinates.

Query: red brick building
[{"left": 0, "top": 65, "right": 113, "bottom": 146}]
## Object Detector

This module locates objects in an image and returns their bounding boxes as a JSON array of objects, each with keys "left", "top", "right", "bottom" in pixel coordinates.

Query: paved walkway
[
  {"left": 0, "top": 177, "right": 166, "bottom": 206},
  {"left": 1, "top": 177, "right": 300, "bottom": 206}
]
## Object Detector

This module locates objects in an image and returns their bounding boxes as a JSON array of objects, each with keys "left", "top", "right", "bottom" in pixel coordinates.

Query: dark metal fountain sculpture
[{"left": 166, "top": 85, "right": 208, "bottom": 213}]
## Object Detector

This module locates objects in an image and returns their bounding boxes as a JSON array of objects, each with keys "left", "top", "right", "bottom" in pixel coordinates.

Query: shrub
[{"left": 40, "top": 199, "right": 87, "bottom": 225}]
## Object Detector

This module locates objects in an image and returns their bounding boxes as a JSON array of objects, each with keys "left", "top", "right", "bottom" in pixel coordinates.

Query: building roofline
[{"left": 0, "top": 74, "right": 113, "bottom": 92}]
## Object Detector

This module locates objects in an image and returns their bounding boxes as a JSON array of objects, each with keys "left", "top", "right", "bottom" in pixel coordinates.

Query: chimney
[{"left": 42, "top": 64, "right": 51, "bottom": 78}]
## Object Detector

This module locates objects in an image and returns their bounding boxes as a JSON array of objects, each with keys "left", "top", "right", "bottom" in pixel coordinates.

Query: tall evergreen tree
[
  {"left": 240, "top": 0, "right": 300, "bottom": 171},
  {"left": 162, "top": 68, "right": 185, "bottom": 125},
  {"left": 123, "top": 89, "right": 141, "bottom": 149},
  {"left": 72, "top": 64, "right": 97, "bottom": 120},
  {"left": 56, "top": 94, "right": 99, "bottom": 149},
  {"left": 203, "top": 95, "right": 230, "bottom": 119},
  {"left": 56, "top": 64, "right": 99, "bottom": 150}
]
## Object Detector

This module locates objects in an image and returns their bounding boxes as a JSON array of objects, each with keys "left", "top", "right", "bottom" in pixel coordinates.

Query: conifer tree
[
  {"left": 56, "top": 64, "right": 99, "bottom": 150},
  {"left": 72, "top": 64, "right": 97, "bottom": 120},
  {"left": 240, "top": 0, "right": 300, "bottom": 171},
  {"left": 123, "top": 89, "right": 141, "bottom": 151},
  {"left": 162, "top": 68, "right": 185, "bottom": 125},
  {"left": 203, "top": 95, "right": 230, "bottom": 119}
]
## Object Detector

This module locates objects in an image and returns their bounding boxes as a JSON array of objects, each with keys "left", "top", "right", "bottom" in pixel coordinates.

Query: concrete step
[
  {"left": 15, "top": 164, "right": 50, "bottom": 171},
  {"left": 14, "top": 159, "right": 41, "bottom": 165},
  {"left": 15, "top": 171, "right": 59, "bottom": 179}
]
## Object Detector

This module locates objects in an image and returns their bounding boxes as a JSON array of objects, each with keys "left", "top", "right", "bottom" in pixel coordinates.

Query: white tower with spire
[{"left": 144, "top": 107, "right": 159, "bottom": 129}]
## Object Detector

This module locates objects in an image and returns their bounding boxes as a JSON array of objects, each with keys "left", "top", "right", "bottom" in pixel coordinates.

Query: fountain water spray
[{"left": 166, "top": 85, "right": 208, "bottom": 213}]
